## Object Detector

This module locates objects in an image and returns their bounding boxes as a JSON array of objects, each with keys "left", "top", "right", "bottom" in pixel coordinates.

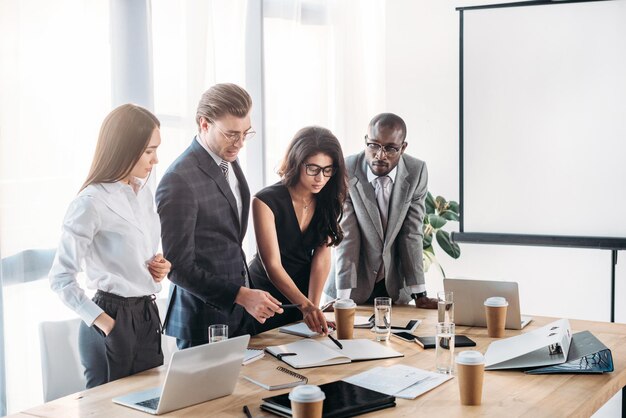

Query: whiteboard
[{"left": 462, "top": 0, "right": 626, "bottom": 238}]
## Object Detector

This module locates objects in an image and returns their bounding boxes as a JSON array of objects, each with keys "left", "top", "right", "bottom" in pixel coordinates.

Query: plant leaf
[
  {"left": 435, "top": 196, "right": 447, "bottom": 213},
  {"left": 449, "top": 201, "right": 459, "bottom": 212},
  {"left": 425, "top": 192, "right": 436, "bottom": 214},
  {"left": 423, "top": 232, "right": 433, "bottom": 248},
  {"left": 423, "top": 245, "right": 435, "bottom": 255},
  {"left": 440, "top": 210, "right": 459, "bottom": 221},
  {"left": 428, "top": 214, "right": 447, "bottom": 229},
  {"left": 436, "top": 230, "right": 461, "bottom": 259}
]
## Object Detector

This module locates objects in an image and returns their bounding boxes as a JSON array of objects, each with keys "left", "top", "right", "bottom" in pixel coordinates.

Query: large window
[{"left": 0, "top": 1, "right": 111, "bottom": 412}]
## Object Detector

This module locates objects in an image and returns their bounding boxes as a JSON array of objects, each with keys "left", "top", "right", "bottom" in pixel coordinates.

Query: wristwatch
[{"left": 411, "top": 291, "right": 428, "bottom": 300}]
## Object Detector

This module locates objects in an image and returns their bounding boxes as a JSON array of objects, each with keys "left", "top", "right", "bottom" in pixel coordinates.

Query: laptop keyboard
[{"left": 136, "top": 397, "right": 160, "bottom": 410}]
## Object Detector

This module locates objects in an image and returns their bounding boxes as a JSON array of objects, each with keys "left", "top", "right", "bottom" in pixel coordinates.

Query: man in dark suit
[
  {"left": 324, "top": 113, "right": 438, "bottom": 308},
  {"left": 156, "top": 83, "right": 283, "bottom": 349}
]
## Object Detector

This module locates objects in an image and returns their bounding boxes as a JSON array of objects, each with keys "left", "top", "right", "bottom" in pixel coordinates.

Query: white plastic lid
[
  {"left": 484, "top": 296, "right": 508, "bottom": 307},
  {"left": 334, "top": 298, "right": 356, "bottom": 309},
  {"left": 456, "top": 350, "right": 485, "bottom": 365},
  {"left": 289, "top": 385, "right": 326, "bottom": 403}
]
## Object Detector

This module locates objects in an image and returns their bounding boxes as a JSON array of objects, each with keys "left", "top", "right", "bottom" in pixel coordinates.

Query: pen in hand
[{"left": 328, "top": 333, "right": 343, "bottom": 350}]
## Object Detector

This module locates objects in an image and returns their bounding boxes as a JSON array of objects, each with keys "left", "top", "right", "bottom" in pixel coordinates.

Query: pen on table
[
  {"left": 243, "top": 405, "right": 252, "bottom": 418},
  {"left": 328, "top": 333, "right": 343, "bottom": 349},
  {"left": 383, "top": 316, "right": 390, "bottom": 328}
]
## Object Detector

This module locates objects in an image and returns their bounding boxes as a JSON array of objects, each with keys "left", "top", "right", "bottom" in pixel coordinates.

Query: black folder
[
  {"left": 525, "top": 331, "right": 614, "bottom": 374},
  {"left": 260, "top": 380, "right": 396, "bottom": 418}
]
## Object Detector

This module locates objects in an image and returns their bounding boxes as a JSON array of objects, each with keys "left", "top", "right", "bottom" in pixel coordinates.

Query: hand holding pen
[{"left": 327, "top": 331, "right": 343, "bottom": 350}]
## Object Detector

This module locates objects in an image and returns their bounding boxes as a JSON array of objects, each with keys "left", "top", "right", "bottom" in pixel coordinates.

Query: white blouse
[{"left": 49, "top": 180, "right": 162, "bottom": 325}]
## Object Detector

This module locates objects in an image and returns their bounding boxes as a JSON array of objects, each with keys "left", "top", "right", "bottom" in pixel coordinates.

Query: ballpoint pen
[
  {"left": 280, "top": 303, "right": 300, "bottom": 309},
  {"left": 327, "top": 333, "right": 343, "bottom": 349},
  {"left": 243, "top": 405, "right": 252, "bottom": 418}
]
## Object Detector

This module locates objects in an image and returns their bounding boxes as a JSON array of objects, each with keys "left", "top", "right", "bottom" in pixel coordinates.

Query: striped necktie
[{"left": 220, "top": 160, "right": 229, "bottom": 182}]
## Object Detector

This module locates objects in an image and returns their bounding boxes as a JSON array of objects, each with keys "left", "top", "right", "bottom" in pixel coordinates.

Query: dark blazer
[
  {"left": 156, "top": 139, "right": 251, "bottom": 341},
  {"left": 324, "top": 151, "right": 428, "bottom": 304}
]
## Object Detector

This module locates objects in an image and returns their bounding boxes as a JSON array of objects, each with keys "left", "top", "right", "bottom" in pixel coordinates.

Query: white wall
[{"left": 384, "top": 0, "right": 626, "bottom": 324}]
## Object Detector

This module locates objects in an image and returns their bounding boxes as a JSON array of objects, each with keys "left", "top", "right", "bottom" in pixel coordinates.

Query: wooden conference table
[{"left": 13, "top": 306, "right": 626, "bottom": 418}]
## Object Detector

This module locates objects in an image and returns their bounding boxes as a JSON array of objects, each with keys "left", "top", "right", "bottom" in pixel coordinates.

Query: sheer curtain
[
  {"left": 262, "top": 0, "right": 386, "bottom": 182},
  {"left": 0, "top": 0, "right": 111, "bottom": 413}
]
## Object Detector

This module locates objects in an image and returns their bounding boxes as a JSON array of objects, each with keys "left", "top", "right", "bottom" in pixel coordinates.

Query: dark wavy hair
[{"left": 278, "top": 126, "right": 347, "bottom": 247}]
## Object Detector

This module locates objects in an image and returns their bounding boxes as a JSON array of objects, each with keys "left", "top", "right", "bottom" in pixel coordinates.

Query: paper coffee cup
[
  {"left": 456, "top": 351, "right": 485, "bottom": 405},
  {"left": 289, "top": 385, "right": 325, "bottom": 418},
  {"left": 333, "top": 299, "right": 356, "bottom": 339},
  {"left": 484, "top": 297, "right": 508, "bottom": 338}
]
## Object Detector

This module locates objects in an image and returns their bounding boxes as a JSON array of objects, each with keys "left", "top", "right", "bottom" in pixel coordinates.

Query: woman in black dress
[{"left": 249, "top": 126, "right": 347, "bottom": 334}]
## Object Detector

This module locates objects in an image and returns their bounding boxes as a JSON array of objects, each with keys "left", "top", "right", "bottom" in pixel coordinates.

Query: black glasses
[
  {"left": 364, "top": 135, "right": 403, "bottom": 156},
  {"left": 213, "top": 122, "right": 256, "bottom": 144},
  {"left": 303, "top": 163, "right": 336, "bottom": 177}
]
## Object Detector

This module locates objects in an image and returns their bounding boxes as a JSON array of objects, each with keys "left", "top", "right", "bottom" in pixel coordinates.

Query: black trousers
[
  {"left": 79, "top": 290, "right": 163, "bottom": 389},
  {"left": 365, "top": 279, "right": 390, "bottom": 305}
]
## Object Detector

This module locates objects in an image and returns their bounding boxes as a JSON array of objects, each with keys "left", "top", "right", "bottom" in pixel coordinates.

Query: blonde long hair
[{"left": 80, "top": 104, "right": 160, "bottom": 192}]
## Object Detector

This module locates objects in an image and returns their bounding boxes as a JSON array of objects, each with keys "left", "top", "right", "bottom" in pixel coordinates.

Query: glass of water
[
  {"left": 437, "top": 291, "right": 454, "bottom": 323},
  {"left": 435, "top": 322, "right": 455, "bottom": 374},
  {"left": 374, "top": 297, "right": 392, "bottom": 341},
  {"left": 208, "top": 324, "right": 228, "bottom": 343}
]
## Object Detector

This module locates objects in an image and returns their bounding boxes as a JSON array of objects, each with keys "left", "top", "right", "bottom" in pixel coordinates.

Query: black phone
[
  {"left": 390, "top": 319, "right": 420, "bottom": 332},
  {"left": 391, "top": 331, "right": 418, "bottom": 342},
  {"left": 415, "top": 335, "right": 477, "bottom": 349}
]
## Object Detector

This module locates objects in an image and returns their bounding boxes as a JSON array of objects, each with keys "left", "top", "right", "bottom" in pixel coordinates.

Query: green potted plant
[{"left": 423, "top": 192, "right": 460, "bottom": 276}]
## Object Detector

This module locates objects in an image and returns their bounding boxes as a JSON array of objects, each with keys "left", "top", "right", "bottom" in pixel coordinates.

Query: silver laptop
[
  {"left": 113, "top": 334, "right": 250, "bottom": 415},
  {"left": 444, "top": 278, "right": 532, "bottom": 330}
]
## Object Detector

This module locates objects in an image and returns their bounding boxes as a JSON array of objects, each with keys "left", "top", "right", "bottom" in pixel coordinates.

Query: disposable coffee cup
[
  {"left": 456, "top": 350, "right": 485, "bottom": 405},
  {"left": 333, "top": 299, "right": 356, "bottom": 339},
  {"left": 484, "top": 297, "right": 508, "bottom": 338},
  {"left": 289, "top": 385, "right": 325, "bottom": 418}
]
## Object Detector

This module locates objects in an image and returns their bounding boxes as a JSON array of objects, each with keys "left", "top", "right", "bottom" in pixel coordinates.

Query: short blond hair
[{"left": 195, "top": 83, "right": 252, "bottom": 130}]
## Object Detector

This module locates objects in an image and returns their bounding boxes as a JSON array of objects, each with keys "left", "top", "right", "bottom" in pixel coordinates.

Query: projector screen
[{"left": 461, "top": 0, "right": 626, "bottom": 239}]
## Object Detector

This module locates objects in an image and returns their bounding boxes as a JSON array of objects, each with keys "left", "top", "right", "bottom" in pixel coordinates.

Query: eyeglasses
[
  {"left": 303, "top": 163, "right": 336, "bottom": 177},
  {"left": 364, "top": 135, "right": 403, "bottom": 156},
  {"left": 213, "top": 123, "right": 256, "bottom": 144}
]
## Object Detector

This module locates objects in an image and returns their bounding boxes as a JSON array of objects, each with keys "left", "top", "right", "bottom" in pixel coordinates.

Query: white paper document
[
  {"left": 484, "top": 318, "right": 572, "bottom": 370},
  {"left": 343, "top": 364, "right": 453, "bottom": 399},
  {"left": 279, "top": 322, "right": 320, "bottom": 338}
]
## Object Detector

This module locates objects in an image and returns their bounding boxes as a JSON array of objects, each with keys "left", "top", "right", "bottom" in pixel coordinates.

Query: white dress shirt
[
  {"left": 337, "top": 165, "right": 425, "bottom": 299},
  {"left": 195, "top": 136, "right": 243, "bottom": 221},
  {"left": 49, "top": 180, "right": 162, "bottom": 325}
]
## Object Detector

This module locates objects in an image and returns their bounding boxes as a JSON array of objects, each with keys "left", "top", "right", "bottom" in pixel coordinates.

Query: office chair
[{"left": 38, "top": 318, "right": 85, "bottom": 402}]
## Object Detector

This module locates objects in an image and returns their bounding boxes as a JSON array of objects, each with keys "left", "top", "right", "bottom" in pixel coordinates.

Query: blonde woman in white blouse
[{"left": 49, "top": 104, "right": 171, "bottom": 388}]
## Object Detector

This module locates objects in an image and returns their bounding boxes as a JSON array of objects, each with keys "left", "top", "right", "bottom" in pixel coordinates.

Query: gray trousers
[{"left": 79, "top": 290, "right": 163, "bottom": 389}]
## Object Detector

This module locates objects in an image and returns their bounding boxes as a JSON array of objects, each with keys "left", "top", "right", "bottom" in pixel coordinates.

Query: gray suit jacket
[
  {"left": 156, "top": 139, "right": 251, "bottom": 341},
  {"left": 324, "top": 151, "right": 428, "bottom": 304}
]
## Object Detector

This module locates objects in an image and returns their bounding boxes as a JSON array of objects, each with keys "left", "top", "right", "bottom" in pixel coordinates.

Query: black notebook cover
[
  {"left": 415, "top": 335, "right": 476, "bottom": 349},
  {"left": 261, "top": 380, "right": 396, "bottom": 418},
  {"left": 525, "top": 331, "right": 614, "bottom": 374}
]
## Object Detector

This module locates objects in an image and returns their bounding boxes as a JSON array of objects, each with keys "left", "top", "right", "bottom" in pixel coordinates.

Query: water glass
[
  {"left": 208, "top": 324, "right": 228, "bottom": 343},
  {"left": 437, "top": 291, "right": 454, "bottom": 323},
  {"left": 435, "top": 322, "right": 455, "bottom": 374},
  {"left": 374, "top": 297, "right": 392, "bottom": 341}
]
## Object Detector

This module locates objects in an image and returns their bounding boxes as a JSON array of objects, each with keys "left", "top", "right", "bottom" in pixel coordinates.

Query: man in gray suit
[
  {"left": 156, "top": 84, "right": 283, "bottom": 349},
  {"left": 325, "top": 113, "right": 437, "bottom": 308}
]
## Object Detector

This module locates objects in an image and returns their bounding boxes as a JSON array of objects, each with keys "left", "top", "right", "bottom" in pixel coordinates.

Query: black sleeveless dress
[{"left": 248, "top": 182, "right": 325, "bottom": 333}]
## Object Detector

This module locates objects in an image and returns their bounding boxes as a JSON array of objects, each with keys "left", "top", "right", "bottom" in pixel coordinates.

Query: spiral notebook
[{"left": 243, "top": 366, "right": 308, "bottom": 391}]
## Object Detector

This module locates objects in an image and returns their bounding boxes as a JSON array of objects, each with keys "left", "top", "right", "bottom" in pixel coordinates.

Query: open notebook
[{"left": 266, "top": 339, "right": 403, "bottom": 369}]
